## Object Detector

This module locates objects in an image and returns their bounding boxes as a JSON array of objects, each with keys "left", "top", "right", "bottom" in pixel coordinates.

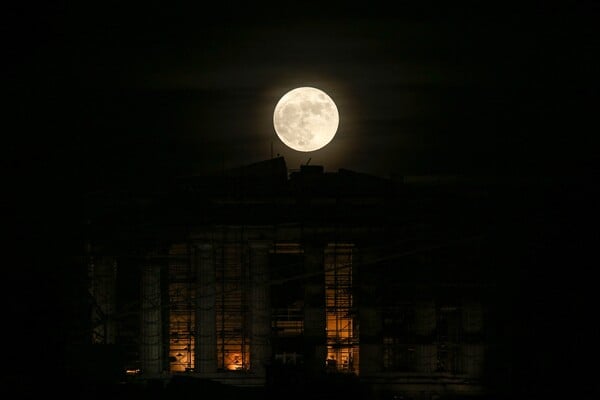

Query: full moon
[{"left": 273, "top": 87, "right": 339, "bottom": 152}]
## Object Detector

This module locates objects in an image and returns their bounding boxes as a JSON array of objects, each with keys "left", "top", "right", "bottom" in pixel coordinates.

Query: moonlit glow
[{"left": 273, "top": 87, "right": 339, "bottom": 152}]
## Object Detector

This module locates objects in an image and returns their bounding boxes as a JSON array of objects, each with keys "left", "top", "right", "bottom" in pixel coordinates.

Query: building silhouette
[{"left": 80, "top": 157, "right": 501, "bottom": 399}]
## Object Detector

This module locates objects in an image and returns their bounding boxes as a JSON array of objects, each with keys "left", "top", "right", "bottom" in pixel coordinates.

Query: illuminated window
[
  {"left": 325, "top": 243, "right": 358, "bottom": 374},
  {"left": 216, "top": 244, "right": 249, "bottom": 371},
  {"left": 168, "top": 244, "right": 195, "bottom": 372}
]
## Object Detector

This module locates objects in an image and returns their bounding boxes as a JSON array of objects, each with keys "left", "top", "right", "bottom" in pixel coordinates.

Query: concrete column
[
  {"left": 462, "top": 302, "right": 483, "bottom": 334},
  {"left": 141, "top": 259, "right": 163, "bottom": 376},
  {"left": 249, "top": 241, "right": 272, "bottom": 377},
  {"left": 89, "top": 256, "right": 117, "bottom": 344},
  {"left": 414, "top": 299, "right": 436, "bottom": 336},
  {"left": 414, "top": 299, "right": 437, "bottom": 374},
  {"left": 303, "top": 243, "right": 326, "bottom": 375},
  {"left": 358, "top": 308, "right": 383, "bottom": 375},
  {"left": 415, "top": 344, "right": 437, "bottom": 373},
  {"left": 462, "top": 302, "right": 484, "bottom": 377},
  {"left": 357, "top": 246, "right": 383, "bottom": 376},
  {"left": 194, "top": 242, "right": 217, "bottom": 374},
  {"left": 462, "top": 343, "right": 485, "bottom": 377}
]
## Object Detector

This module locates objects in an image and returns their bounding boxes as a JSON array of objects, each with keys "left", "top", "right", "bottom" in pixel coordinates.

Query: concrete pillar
[
  {"left": 414, "top": 299, "right": 436, "bottom": 336},
  {"left": 249, "top": 241, "right": 272, "bottom": 377},
  {"left": 462, "top": 344, "right": 485, "bottom": 377},
  {"left": 141, "top": 259, "right": 163, "bottom": 376},
  {"left": 194, "top": 242, "right": 217, "bottom": 374},
  {"left": 414, "top": 299, "right": 436, "bottom": 374},
  {"left": 89, "top": 256, "right": 117, "bottom": 344},
  {"left": 358, "top": 308, "right": 383, "bottom": 375},
  {"left": 357, "top": 246, "right": 383, "bottom": 376},
  {"left": 303, "top": 243, "right": 326, "bottom": 375},
  {"left": 415, "top": 344, "right": 437, "bottom": 373},
  {"left": 462, "top": 302, "right": 483, "bottom": 334},
  {"left": 462, "top": 302, "right": 484, "bottom": 377}
]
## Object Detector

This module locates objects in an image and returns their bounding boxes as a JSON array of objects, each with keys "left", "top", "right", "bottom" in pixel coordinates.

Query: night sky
[
  {"left": 4, "top": 1, "right": 599, "bottom": 395},
  {"left": 7, "top": 2, "right": 598, "bottom": 185}
]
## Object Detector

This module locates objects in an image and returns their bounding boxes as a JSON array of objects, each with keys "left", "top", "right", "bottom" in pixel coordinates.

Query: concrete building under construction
[{"left": 82, "top": 157, "right": 498, "bottom": 399}]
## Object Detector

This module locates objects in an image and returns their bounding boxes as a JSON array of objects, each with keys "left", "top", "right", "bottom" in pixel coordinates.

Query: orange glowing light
[
  {"left": 125, "top": 368, "right": 141, "bottom": 375},
  {"left": 225, "top": 353, "right": 243, "bottom": 370}
]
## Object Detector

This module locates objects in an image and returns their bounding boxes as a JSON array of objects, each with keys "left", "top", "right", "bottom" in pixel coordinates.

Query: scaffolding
[
  {"left": 168, "top": 243, "right": 195, "bottom": 372},
  {"left": 382, "top": 303, "right": 417, "bottom": 371},
  {"left": 435, "top": 305, "right": 461, "bottom": 374},
  {"left": 140, "top": 257, "right": 163, "bottom": 375},
  {"left": 88, "top": 256, "right": 117, "bottom": 344},
  {"left": 215, "top": 243, "right": 249, "bottom": 371},
  {"left": 325, "top": 243, "right": 358, "bottom": 374},
  {"left": 165, "top": 239, "right": 253, "bottom": 373},
  {"left": 270, "top": 243, "right": 304, "bottom": 364}
]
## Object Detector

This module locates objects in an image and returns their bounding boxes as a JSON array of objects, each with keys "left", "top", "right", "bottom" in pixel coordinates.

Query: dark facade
[{"left": 81, "top": 157, "right": 504, "bottom": 399}]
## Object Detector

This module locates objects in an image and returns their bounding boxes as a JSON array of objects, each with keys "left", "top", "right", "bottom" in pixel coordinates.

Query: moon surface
[{"left": 273, "top": 87, "right": 339, "bottom": 152}]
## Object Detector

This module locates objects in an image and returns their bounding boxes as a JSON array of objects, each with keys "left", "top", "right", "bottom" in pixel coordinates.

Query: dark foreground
[{"left": 4, "top": 373, "right": 507, "bottom": 400}]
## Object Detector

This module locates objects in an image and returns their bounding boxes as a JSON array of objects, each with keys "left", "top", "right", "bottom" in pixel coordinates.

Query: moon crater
[{"left": 273, "top": 87, "right": 339, "bottom": 152}]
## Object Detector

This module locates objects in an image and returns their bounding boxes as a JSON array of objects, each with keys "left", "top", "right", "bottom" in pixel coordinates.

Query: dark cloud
[{"left": 5, "top": 2, "right": 598, "bottom": 195}]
